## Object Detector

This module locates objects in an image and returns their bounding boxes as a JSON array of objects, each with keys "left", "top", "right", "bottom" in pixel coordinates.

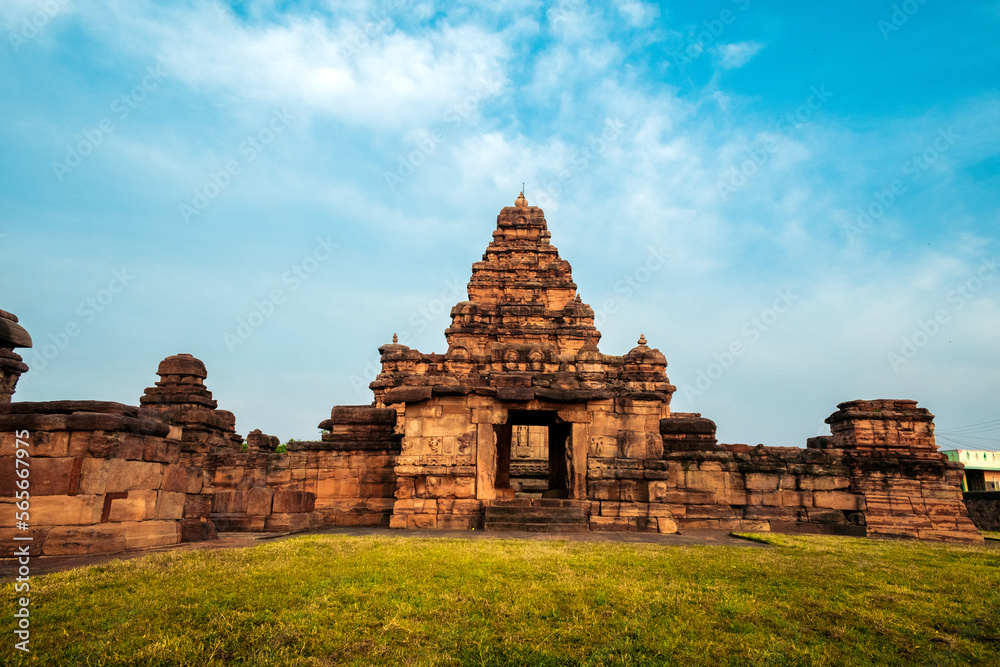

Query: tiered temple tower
[{"left": 370, "top": 193, "right": 676, "bottom": 529}]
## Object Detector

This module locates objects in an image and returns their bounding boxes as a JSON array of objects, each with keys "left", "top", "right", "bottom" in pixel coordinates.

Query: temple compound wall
[
  {"left": 0, "top": 195, "right": 984, "bottom": 555},
  {"left": 0, "top": 355, "right": 399, "bottom": 556}
]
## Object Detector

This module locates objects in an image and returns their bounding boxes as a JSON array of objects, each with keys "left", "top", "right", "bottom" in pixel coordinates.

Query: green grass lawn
[{"left": 5, "top": 532, "right": 999, "bottom": 666}]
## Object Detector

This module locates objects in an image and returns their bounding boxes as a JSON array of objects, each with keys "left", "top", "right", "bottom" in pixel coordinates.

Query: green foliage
[
  {"left": 5, "top": 534, "right": 999, "bottom": 666},
  {"left": 275, "top": 443, "right": 287, "bottom": 453},
  {"left": 240, "top": 440, "right": 248, "bottom": 452}
]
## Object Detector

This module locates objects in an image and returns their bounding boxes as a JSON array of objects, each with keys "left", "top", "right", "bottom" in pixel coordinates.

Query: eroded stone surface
[
  {"left": 140, "top": 354, "right": 242, "bottom": 449},
  {"left": 0, "top": 309, "right": 31, "bottom": 403},
  {"left": 0, "top": 196, "right": 982, "bottom": 555}
]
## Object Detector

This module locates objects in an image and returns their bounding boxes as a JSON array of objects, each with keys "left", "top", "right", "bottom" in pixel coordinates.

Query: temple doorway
[{"left": 494, "top": 410, "right": 569, "bottom": 498}]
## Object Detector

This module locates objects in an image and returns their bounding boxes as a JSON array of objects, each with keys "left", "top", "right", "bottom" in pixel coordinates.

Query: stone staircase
[{"left": 483, "top": 498, "right": 590, "bottom": 533}]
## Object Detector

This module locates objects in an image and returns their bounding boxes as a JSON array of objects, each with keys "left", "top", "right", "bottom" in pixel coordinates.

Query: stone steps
[{"left": 483, "top": 499, "right": 590, "bottom": 533}]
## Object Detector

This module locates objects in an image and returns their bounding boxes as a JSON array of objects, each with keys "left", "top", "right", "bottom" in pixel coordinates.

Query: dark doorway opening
[{"left": 494, "top": 410, "right": 570, "bottom": 498}]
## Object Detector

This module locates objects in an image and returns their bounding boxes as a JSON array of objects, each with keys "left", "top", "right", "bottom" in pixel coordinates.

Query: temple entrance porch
[{"left": 493, "top": 410, "right": 570, "bottom": 499}]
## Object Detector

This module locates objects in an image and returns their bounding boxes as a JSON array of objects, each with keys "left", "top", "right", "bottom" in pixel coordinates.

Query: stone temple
[{"left": 0, "top": 194, "right": 984, "bottom": 555}]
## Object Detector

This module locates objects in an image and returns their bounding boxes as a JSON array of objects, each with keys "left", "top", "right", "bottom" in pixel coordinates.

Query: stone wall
[
  {"left": 589, "top": 415, "right": 866, "bottom": 535},
  {"left": 0, "top": 354, "right": 983, "bottom": 554},
  {"left": 585, "top": 403, "right": 982, "bottom": 543},
  {"left": 0, "top": 356, "right": 402, "bottom": 557},
  {"left": 961, "top": 492, "right": 1000, "bottom": 531},
  {"left": 0, "top": 401, "right": 205, "bottom": 556},
  {"left": 210, "top": 406, "right": 400, "bottom": 531}
]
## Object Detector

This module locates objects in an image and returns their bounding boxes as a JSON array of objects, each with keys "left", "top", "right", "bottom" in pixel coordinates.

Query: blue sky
[{"left": 2, "top": 0, "right": 998, "bottom": 449}]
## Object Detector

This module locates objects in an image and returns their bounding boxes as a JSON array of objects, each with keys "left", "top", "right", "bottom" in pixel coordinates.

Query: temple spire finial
[
  {"left": 515, "top": 190, "right": 527, "bottom": 208},
  {"left": 392, "top": 333, "right": 398, "bottom": 344}
]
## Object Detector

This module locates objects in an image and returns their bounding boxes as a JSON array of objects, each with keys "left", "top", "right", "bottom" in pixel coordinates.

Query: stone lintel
[
  {"left": 384, "top": 386, "right": 433, "bottom": 405},
  {"left": 327, "top": 406, "right": 397, "bottom": 426}
]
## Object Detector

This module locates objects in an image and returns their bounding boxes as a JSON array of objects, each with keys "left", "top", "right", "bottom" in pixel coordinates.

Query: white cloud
[
  {"left": 613, "top": 0, "right": 659, "bottom": 28},
  {"left": 76, "top": 3, "right": 509, "bottom": 130},
  {"left": 712, "top": 40, "right": 765, "bottom": 69}
]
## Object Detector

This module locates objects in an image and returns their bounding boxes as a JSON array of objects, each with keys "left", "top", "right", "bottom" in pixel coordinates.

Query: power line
[
  {"left": 937, "top": 435, "right": 1000, "bottom": 452},
  {"left": 937, "top": 433, "right": 1000, "bottom": 442},
  {"left": 937, "top": 418, "right": 1000, "bottom": 434}
]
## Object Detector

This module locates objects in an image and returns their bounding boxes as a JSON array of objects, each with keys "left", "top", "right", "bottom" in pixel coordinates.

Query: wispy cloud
[
  {"left": 712, "top": 40, "right": 765, "bottom": 69},
  {"left": 2, "top": 1, "right": 998, "bottom": 446}
]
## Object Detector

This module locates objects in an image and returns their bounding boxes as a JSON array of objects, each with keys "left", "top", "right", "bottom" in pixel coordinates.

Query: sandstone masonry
[{"left": 0, "top": 194, "right": 983, "bottom": 555}]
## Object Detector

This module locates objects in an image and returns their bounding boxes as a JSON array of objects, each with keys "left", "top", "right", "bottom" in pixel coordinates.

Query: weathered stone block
[
  {"left": 812, "top": 491, "right": 863, "bottom": 511},
  {"left": 656, "top": 517, "right": 678, "bottom": 534},
  {"left": 43, "top": 524, "right": 126, "bottom": 555},
  {"left": 162, "top": 465, "right": 204, "bottom": 494},
  {"left": 662, "top": 489, "right": 717, "bottom": 505},
  {"left": 212, "top": 491, "right": 248, "bottom": 514},
  {"left": 265, "top": 512, "right": 317, "bottom": 532},
  {"left": 451, "top": 499, "right": 482, "bottom": 514},
  {"left": 27, "top": 431, "right": 70, "bottom": 458},
  {"left": 590, "top": 516, "right": 631, "bottom": 532},
  {"left": 32, "top": 494, "right": 103, "bottom": 525},
  {"left": 246, "top": 488, "right": 274, "bottom": 516},
  {"left": 797, "top": 476, "right": 851, "bottom": 491},
  {"left": 684, "top": 505, "right": 738, "bottom": 520},
  {"left": 426, "top": 475, "right": 457, "bottom": 498},
  {"left": 179, "top": 518, "right": 217, "bottom": 542},
  {"left": 155, "top": 491, "right": 187, "bottom": 521},
  {"left": 589, "top": 480, "right": 620, "bottom": 501},
  {"left": 25, "top": 457, "right": 80, "bottom": 496},
  {"left": 272, "top": 490, "right": 315, "bottom": 513},
  {"left": 454, "top": 477, "right": 476, "bottom": 499},
  {"left": 108, "top": 490, "right": 158, "bottom": 522},
  {"left": 184, "top": 494, "right": 212, "bottom": 518},
  {"left": 105, "top": 460, "right": 164, "bottom": 493},
  {"left": 619, "top": 479, "right": 649, "bottom": 502},
  {"left": 214, "top": 467, "right": 244, "bottom": 487},
  {"left": 438, "top": 515, "right": 479, "bottom": 530},
  {"left": 406, "top": 514, "right": 437, "bottom": 529},
  {"left": 317, "top": 477, "right": 360, "bottom": 498},
  {"left": 684, "top": 470, "right": 727, "bottom": 492},
  {"left": 123, "top": 520, "right": 180, "bottom": 550},
  {"left": 617, "top": 502, "right": 648, "bottom": 517},
  {"left": 743, "top": 506, "right": 803, "bottom": 521},
  {"left": 76, "top": 458, "right": 110, "bottom": 495},
  {"left": 744, "top": 473, "right": 781, "bottom": 492},
  {"left": 806, "top": 508, "right": 848, "bottom": 524}
]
